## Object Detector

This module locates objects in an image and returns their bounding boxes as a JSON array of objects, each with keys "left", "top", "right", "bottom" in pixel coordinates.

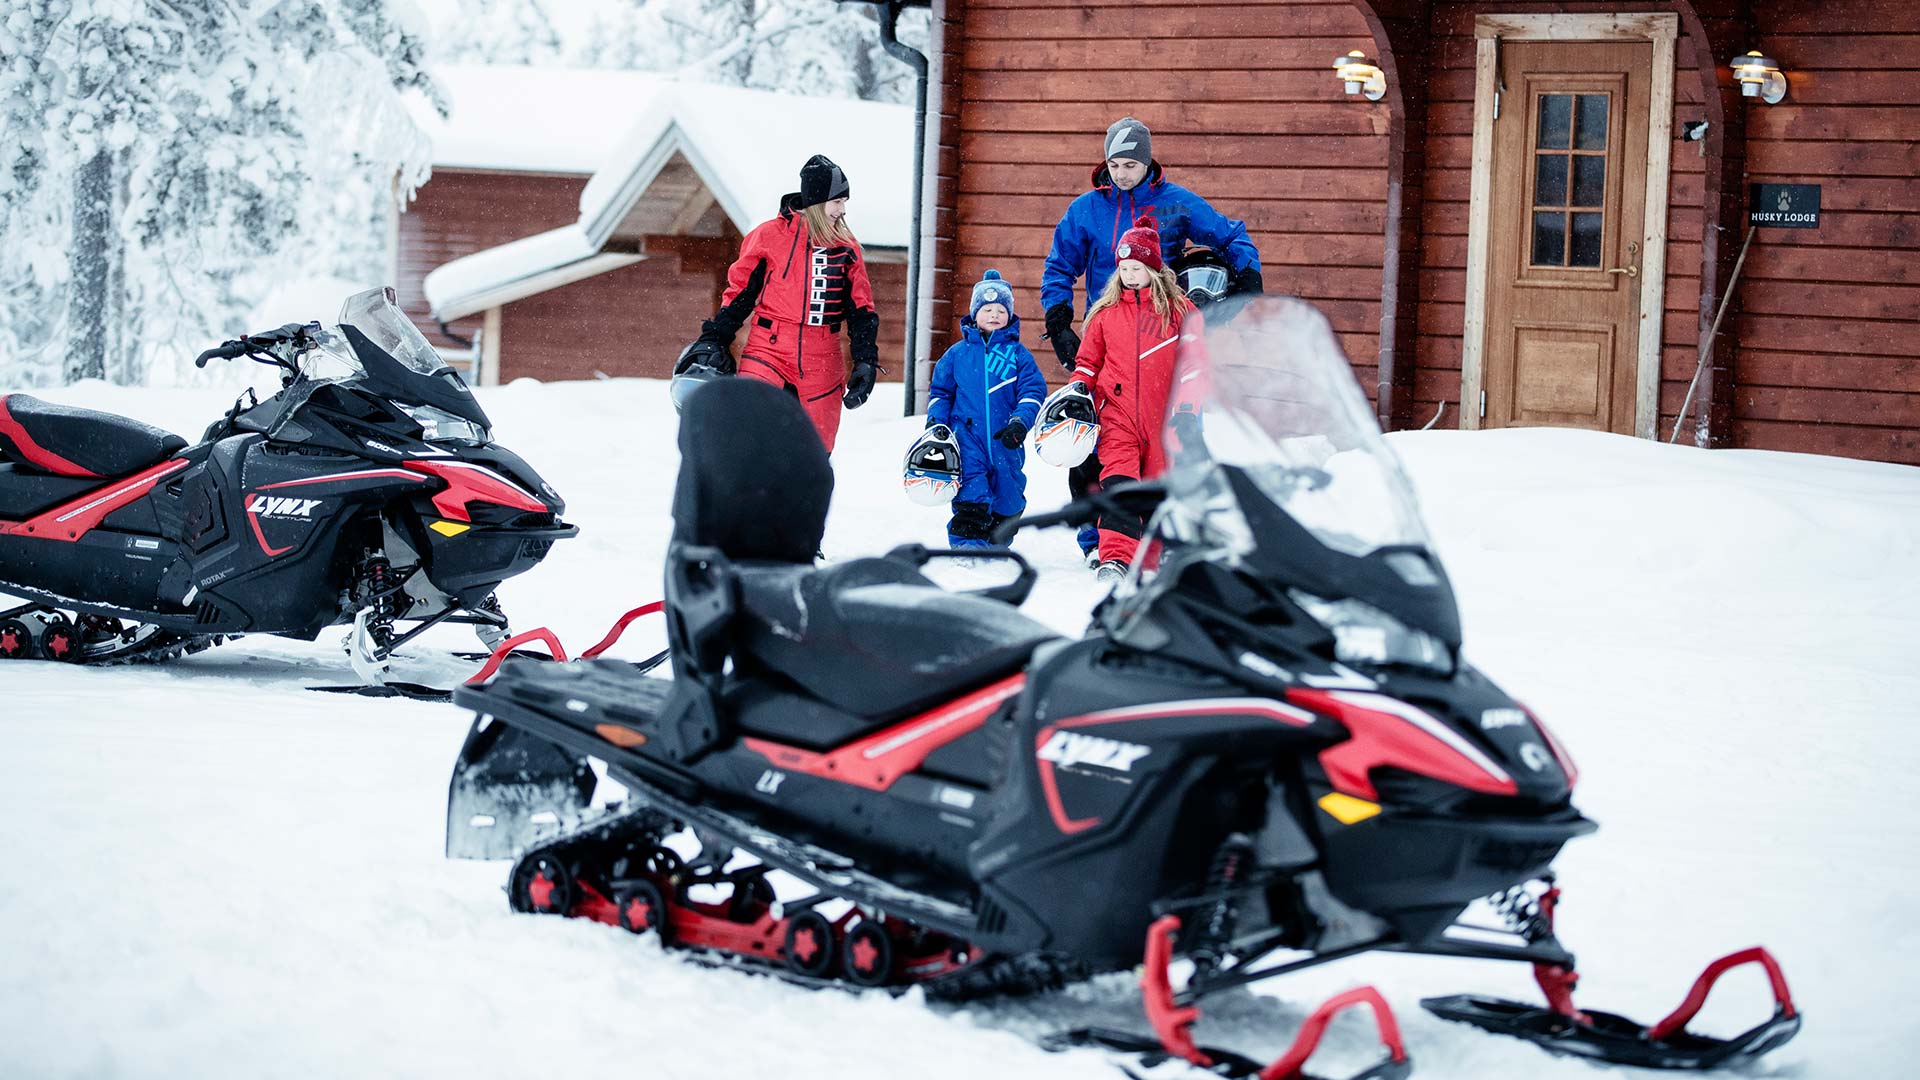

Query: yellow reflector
[
  {"left": 429, "top": 521, "right": 471, "bottom": 538},
  {"left": 1318, "top": 792, "right": 1382, "bottom": 825}
]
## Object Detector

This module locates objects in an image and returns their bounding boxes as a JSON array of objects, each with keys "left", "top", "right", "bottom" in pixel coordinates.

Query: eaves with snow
[{"left": 411, "top": 66, "right": 913, "bottom": 322}]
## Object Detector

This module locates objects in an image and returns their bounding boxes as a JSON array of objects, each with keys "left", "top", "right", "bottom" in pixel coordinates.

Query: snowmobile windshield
[
  {"left": 1153, "top": 296, "right": 1462, "bottom": 652},
  {"left": 1161, "top": 297, "right": 1431, "bottom": 557},
  {"left": 322, "top": 287, "right": 493, "bottom": 433}
]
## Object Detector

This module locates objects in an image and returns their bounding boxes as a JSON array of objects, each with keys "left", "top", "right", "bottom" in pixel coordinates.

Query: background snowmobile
[
  {"left": 0, "top": 287, "right": 574, "bottom": 683},
  {"left": 445, "top": 300, "right": 1796, "bottom": 1076}
]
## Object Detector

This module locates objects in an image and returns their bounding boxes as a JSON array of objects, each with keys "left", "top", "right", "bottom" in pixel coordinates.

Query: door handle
[{"left": 1608, "top": 241, "right": 1641, "bottom": 278}]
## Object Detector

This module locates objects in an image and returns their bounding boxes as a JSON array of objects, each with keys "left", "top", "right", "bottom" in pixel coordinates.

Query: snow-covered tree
[
  {"left": 0, "top": 0, "right": 440, "bottom": 386},
  {"left": 445, "top": 0, "right": 927, "bottom": 105}
]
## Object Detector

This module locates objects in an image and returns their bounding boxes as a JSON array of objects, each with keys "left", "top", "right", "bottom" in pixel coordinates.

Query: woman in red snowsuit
[
  {"left": 694, "top": 155, "right": 881, "bottom": 453},
  {"left": 1071, "top": 217, "right": 1204, "bottom": 577}
]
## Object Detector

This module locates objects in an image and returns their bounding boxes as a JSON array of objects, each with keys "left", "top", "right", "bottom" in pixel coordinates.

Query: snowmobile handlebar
[
  {"left": 194, "top": 340, "right": 251, "bottom": 367},
  {"left": 194, "top": 322, "right": 323, "bottom": 368},
  {"left": 991, "top": 480, "right": 1169, "bottom": 546}
]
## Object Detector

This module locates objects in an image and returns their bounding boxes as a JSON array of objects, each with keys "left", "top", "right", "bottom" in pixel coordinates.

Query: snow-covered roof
[{"left": 416, "top": 66, "right": 913, "bottom": 321}]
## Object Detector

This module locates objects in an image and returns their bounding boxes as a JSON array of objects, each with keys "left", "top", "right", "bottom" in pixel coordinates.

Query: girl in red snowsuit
[
  {"left": 1071, "top": 217, "right": 1204, "bottom": 575},
  {"left": 695, "top": 155, "right": 881, "bottom": 453}
]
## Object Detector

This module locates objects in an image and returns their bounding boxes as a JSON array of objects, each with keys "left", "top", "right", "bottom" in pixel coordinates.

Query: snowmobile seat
[
  {"left": 0, "top": 394, "right": 187, "bottom": 479},
  {"left": 730, "top": 557, "right": 1056, "bottom": 722},
  {"left": 667, "top": 377, "right": 1055, "bottom": 725}
]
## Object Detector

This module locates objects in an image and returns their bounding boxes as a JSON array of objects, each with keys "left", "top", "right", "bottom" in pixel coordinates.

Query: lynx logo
[
  {"left": 754, "top": 769, "right": 787, "bottom": 795},
  {"left": 1037, "top": 730, "right": 1151, "bottom": 773},
  {"left": 1480, "top": 708, "right": 1528, "bottom": 731},
  {"left": 246, "top": 494, "right": 323, "bottom": 520}
]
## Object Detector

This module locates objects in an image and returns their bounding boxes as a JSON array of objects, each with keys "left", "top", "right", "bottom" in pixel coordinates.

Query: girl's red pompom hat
[{"left": 1113, "top": 215, "right": 1164, "bottom": 272}]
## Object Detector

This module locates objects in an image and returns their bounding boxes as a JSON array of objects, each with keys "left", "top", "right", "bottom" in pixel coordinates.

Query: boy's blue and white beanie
[{"left": 970, "top": 269, "right": 1015, "bottom": 320}]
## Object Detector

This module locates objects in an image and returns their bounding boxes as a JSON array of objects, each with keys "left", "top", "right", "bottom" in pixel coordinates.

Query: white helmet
[
  {"left": 903, "top": 424, "right": 961, "bottom": 505},
  {"left": 1032, "top": 381, "right": 1099, "bottom": 468}
]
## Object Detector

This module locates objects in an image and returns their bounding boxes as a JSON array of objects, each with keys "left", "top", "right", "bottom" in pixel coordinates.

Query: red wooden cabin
[{"left": 908, "top": 0, "right": 1919, "bottom": 463}]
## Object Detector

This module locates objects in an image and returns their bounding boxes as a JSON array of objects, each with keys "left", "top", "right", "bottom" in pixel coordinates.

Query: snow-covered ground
[{"left": 3, "top": 377, "right": 1916, "bottom": 1079}]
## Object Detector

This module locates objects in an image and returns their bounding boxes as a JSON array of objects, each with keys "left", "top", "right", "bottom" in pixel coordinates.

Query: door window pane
[
  {"left": 1575, "top": 94, "right": 1609, "bottom": 150},
  {"left": 1572, "top": 155, "right": 1606, "bottom": 207},
  {"left": 1533, "top": 212, "right": 1567, "bottom": 266},
  {"left": 1535, "top": 154, "right": 1569, "bottom": 206},
  {"left": 1536, "top": 94, "right": 1572, "bottom": 149},
  {"left": 1570, "top": 213, "right": 1603, "bottom": 267}
]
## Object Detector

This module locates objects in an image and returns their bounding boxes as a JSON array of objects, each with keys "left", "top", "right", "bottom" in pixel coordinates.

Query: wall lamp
[
  {"left": 1333, "top": 50, "right": 1386, "bottom": 101},
  {"left": 1733, "top": 51, "right": 1786, "bottom": 104}
]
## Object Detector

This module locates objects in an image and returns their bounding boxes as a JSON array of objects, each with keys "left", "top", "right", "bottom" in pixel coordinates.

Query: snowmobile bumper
[{"left": 1422, "top": 946, "right": 1800, "bottom": 1069}]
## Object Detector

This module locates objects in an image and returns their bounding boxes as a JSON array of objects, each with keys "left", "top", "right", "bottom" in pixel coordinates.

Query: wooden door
[{"left": 1483, "top": 42, "right": 1651, "bottom": 433}]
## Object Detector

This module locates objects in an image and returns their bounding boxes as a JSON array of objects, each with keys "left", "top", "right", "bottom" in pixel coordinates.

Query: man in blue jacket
[
  {"left": 1042, "top": 117, "right": 1262, "bottom": 561},
  {"left": 1041, "top": 116, "right": 1264, "bottom": 370}
]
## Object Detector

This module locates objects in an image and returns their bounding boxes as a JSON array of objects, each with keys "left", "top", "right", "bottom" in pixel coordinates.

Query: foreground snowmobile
[
  {"left": 0, "top": 287, "right": 573, "bottom": 681},
  {"left": 446, "top": 299, "right": 1797, "bottom": 1076}
]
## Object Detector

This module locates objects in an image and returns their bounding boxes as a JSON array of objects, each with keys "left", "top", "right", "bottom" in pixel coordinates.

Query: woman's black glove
[
  {"left": 995, "top": 418, "right": 1028, "bottom": 449},
  {"left": 676, "top": 337, "right": 735, "bottom": 376},
  {"left": 1231, "top": 266, "right": 1264, "bottom": 297},
  {"left": 843, "top": 360, "right": 877, "bottom": 409},
  {"left": 1044, "top": 303, "right": 1081, "bottom": 372}
]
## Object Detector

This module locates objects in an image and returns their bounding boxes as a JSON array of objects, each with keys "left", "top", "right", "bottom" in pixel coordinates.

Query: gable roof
[{"left": 414, "top": 66, "right": 913, "bottom": 321}]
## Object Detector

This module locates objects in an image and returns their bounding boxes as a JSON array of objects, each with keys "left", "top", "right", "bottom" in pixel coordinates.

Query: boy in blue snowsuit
[{"left": 926, "top": 270, "right": 1049, "bottom": 548}]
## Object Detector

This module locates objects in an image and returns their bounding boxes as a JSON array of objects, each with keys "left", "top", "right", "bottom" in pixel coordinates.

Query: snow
[
  {"left": 578, "top": 79, "right": 913, "bottom": 246},
  {"left": 3, "top": 378, "right": 1917, "bottom": 1078},
  {"left": 408, "top": 66, "right": 674, "bottom": 174}
]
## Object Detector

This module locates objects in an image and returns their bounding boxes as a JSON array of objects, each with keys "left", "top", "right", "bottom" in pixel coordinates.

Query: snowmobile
[
  {"left": 444, "top": 299, "right": 1797, "bottom": 1076},
  {"left": 0, "top": 287, "right": 574, "bottom": 683}
]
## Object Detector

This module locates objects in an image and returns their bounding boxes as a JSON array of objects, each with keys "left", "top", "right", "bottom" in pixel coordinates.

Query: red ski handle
[
  {"left": 1648, "top": 946, "right": 1797, "bottom": 1041},
  {"left": 581, "top": 601, "right": 666, "bottom": 659},
  {"left": 1139, "top": 915, "right": 1410, "bottom": 1080},
  {"left": 1261, "top": 986, "right": 1408, "bottom": 1080},
  {"left": 466, "top": 627, "right": 569, "bottom": 685},
  {"left": 465, "top": 602, "right": 667, "bottom": 684},
  {"left": 1141, "top": 915, "right": 1210, "bottom": 1066}
]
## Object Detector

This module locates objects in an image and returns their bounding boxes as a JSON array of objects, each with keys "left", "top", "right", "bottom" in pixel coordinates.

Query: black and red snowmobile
[
  {"left": 445, "top": 298, "right": 1798, "bottom": 1077},
  {"left": 0, "top": 286, "right": 573, "bottom": 682}
]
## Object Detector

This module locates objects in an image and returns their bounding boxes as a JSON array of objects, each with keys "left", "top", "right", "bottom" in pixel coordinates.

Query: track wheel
[
  {"left": 510, "top": 853, "right": 575, "bottom": 915},
  {"left": 783, "top": 910, "right": 836, "bottom": 978},
  {"left": 644, "top": 847, "right": 684, "bottom": 878},
  {"left": 38, "top": 614, "right": 80, "bottom": 662},
  {"left": 0, "top": 618, "right": 36, "bottom": 660},
  {"left": 843, "top": 921, "right": 894, "bottom": 987},
  {"left": 615, "top": 880, "right": 669, "bottom": 940}
]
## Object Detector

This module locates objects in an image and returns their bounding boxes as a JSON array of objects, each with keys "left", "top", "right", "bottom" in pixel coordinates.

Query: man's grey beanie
[{"left": 1104, "top": 117, "right": 1152, "bottom": 166}]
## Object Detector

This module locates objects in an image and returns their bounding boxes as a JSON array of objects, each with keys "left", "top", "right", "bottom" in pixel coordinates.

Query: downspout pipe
[{"left": 874, "top": 0, "right": 928, "bottom": 417}]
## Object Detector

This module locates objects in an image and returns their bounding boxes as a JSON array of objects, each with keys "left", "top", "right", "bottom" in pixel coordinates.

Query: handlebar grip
[{"left": 194, "top": 341, "right": 248, "bottom": 368}]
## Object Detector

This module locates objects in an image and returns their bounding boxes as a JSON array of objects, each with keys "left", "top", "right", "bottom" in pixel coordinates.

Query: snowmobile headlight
[
  {"left": 1291, "top": 590, "right": 1453, "bottom": 675},
  {"left": 397, "top": 402, "right": 489, "bottom": 445}
]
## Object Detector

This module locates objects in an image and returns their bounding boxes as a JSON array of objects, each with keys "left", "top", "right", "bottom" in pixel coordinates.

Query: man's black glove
[
  {"left": 1231, "top": 266, "right": 1264, "bottom": 297},
  {"left": 1044, "top": 303, "right": 1081, "bottom": 372},
  {"left": 995, "top": 418, "right": 1028, "bottom": 449},
  {"left": 843, "top": 360, "right": 877, "bottom": 409}
]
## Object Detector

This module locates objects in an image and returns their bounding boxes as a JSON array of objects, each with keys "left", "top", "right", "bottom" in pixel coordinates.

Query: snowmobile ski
[{"left": 1422, "top": 946, "right": 1800, "bottom": 1070}]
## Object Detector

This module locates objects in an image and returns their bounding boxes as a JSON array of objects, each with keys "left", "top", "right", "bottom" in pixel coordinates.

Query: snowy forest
[{"left": 0, "top": 0, "right": 926, "bottom": 388}]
